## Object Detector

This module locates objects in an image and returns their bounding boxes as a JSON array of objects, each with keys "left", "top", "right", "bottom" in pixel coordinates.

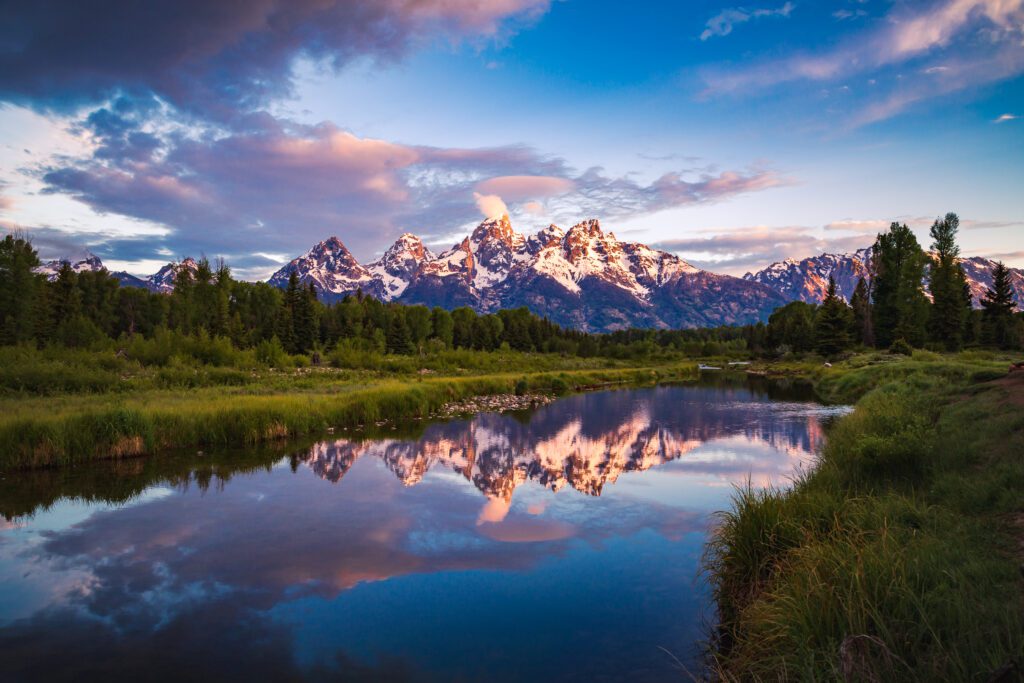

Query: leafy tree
[
  {"left": 767, "top": 301, "right": 816, "bottom": 353},
  {"left": 451, "top": 307, "right": 476, "bottom": 349},
  {"left": 849, "top": 277, "right": 873, "bottom": 346},
  {"left": 980, "top": 261, "right": 1019, "bottom": 349},
  {"left": 405, "top": 305, "right": 432, "bottom": 353},
  {"left": 430, "top": 307, "right": 454, "bottom": 348},
  {"left": 927, "top": 213, "right": 971, "bottom": 350},
  {"left": 871, "top": 222, "right": 929, "bottom": 348},
  {"left": 814, "top": 276, "right": 853, "bottom": 356}
]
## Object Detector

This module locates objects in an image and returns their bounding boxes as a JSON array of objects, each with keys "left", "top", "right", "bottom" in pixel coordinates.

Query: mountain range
[
  {"left": 743, "top": 247, "right": 1024, "bottom": 308},
  {"left": 34, "top": 215, "right": 1024, "bottom": 332}
]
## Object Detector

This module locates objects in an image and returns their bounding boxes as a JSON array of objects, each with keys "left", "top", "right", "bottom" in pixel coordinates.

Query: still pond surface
[{"left": 0, "top": 377, "right": 849, "bottom": 682}]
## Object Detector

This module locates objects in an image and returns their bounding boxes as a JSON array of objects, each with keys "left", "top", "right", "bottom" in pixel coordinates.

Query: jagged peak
[
  {"left": 566, "top": 218, "right": 603, "bottom": 237},
  {"left": 471, "top": 213, "right": 520, "bottom": 247}
]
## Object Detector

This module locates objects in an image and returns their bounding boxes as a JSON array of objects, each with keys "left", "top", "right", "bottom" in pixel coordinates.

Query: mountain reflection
[
  {"left": 0, "top": 381, "right": 849, "bottom": 683},
  {"left": 304, "top": 384, "right": 841, "bottom": 499}
]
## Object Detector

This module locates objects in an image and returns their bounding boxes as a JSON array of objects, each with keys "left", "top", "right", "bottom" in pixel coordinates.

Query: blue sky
[{"left": 0, "top": 0, "right": 1021, "bottom": 277}]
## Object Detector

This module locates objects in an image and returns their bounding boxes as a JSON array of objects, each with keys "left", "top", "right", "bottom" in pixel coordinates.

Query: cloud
[
  {"left": 702, "top": 0, "right": 1024, "bottom": 125},
  {"left": 994, "top": 113, "right": 1018, "bottom": 122},
  {"left": 36, "top": 110, "right": 788, "bottom": 268},
  {"left": 473, "top": 192, "right": 509, "bottom": 219},
  {"left": 833, "top": 8, "right": 867, "bottom": 21},
  {"left": 0, "top": 0, "right": 551, "bottom": 119},
  {"left": 474, "top": 175, "right": 575, "bottom": 200},
  {"left": 652, "top": 225, "right": 871, "bottom": 275},
  {"left": 700, "top": 2, "right": 795, "bottom": 40}
]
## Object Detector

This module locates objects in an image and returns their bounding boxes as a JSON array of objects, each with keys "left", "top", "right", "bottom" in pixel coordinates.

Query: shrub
[{"left": 888, "top": 338, "right": 914, "bottom": 356}]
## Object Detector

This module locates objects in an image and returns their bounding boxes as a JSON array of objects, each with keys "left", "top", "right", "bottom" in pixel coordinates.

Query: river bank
[
  {"left": 0, "top": 361, "right": 695, "bottom": 470},
  {"left": 705, "top": 353, "right": 1024, "bottom": 681}
]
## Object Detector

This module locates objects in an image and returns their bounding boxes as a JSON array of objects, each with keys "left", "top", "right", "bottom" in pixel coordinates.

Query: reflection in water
[{"left": 0, "top": 380, "right": 848, "bottom": 683}]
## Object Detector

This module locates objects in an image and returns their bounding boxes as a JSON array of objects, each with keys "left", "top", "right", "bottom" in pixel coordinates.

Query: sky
[{"left": 0, "top": 0, "right": 1022, "bottom": 279}]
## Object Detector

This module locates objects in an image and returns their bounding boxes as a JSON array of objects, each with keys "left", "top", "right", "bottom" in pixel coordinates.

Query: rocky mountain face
[
  {"left": 745, "top": 248, "right": 1024, "bottom": 307},
  {"left": 270, "top": 215, "right": 787, "bottom": 331}
]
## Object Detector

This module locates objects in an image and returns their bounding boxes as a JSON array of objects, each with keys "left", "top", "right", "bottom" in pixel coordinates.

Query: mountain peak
[{"left": 471, "top": 214, "right": 519, "bottom": 247}]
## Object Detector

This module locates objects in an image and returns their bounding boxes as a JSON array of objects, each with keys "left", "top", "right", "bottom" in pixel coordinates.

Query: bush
[{"left": 888, "top": 338, "right": 914, "bottom": 356}]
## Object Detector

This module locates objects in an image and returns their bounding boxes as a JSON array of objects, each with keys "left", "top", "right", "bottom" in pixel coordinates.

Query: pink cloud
[{"left": 474, "top": 174, "right": 575, "bottom": 200}]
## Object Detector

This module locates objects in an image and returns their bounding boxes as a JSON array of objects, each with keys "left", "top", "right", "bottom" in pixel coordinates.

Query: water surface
[{"left": 0, "top": 377, "right": 848, "bottom": 682}]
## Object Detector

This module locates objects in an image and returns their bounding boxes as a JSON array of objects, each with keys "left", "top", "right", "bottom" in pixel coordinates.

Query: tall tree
[
  {"left": 385, "top": 309, "right": 413, "bottom": 354},
  {"left": 871, "top": 222, "right": 929, "bottom": 348},
  {"left": 766, "top": 301, "right": 816, "bottom": 353},
  {"left": 0, "top": 234, "right": 42, "bottom": 344},
  {"left": 927, "top": 212, "right": 970, "bottom": 350},
  {"left": 849, "top": 277, "right": 873, "bottom": 346},
  {"left": 814, "top": 276, "right": 852, "bottom": 356},
  {"left": 980, "top": 261, "right": 1019, "bottom": 349}
]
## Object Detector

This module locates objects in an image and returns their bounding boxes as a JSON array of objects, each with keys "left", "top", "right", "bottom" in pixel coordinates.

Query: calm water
[{"left": 0, "top": 377, "right": 848, "bottom": 682}]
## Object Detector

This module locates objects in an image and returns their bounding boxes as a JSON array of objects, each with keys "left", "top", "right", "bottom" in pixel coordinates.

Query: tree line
[
  {"left": 1, "top": 215, "right": 1020, "bottom": 363},
  {"left": 752, "top": 213, "right": 1022, "bottom": 356}
]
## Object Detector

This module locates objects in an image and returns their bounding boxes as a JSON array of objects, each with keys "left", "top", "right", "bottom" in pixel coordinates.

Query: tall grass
[
  {"left": 0, "top": 364, "right": 692, "bottom": 469},
  {"left": 705, "top": 359, "right": 1024, "bottom": 681}
]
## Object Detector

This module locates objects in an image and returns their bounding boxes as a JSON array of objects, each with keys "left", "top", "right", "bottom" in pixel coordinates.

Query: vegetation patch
[{"left": 705, "top": 360, "right": 1024, "bottom": 681}]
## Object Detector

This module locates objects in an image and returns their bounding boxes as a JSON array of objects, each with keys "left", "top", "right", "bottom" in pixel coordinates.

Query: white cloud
[{"left": 700, "top": 2, "right": 795, "bottom": 40}]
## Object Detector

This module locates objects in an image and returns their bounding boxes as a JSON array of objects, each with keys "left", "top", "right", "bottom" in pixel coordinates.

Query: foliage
[
  {"left": 706, "top": 360, "right": 1024, "bottom": 681},
  {"left": 871, "top": 222, "right": 930, "bottom": 348}
]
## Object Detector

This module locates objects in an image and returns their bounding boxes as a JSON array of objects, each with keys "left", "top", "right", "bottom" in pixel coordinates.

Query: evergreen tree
[
  {"left": 385, "top": 310, "right": 413, "bottom": 354},
  {"left": 276, "top": 270, "right": 300, "bottom": 352},
  {"left": 871, "top": 222, "right": 929, "bottom": 348},
  {"left": 51, "top": 261, "right": 81, "bottom": 327},
  {"left": 0, "top": 234, "right": 42, "bottom": 344},
  {"left": 980, "top": 261, "right": 1019, "bottom": 349},
  {"left": 814, "top": 276, "right": 852, "bottom": 356},
  {"left": 849, "top": 277, "right": 873, "bottom": 346},
  {"left": 927, "top": 213, "right": 970, "bottom": 350}
]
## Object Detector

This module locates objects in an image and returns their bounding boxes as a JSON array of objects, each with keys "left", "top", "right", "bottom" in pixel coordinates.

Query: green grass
[
  {"left": 705, "top": 355, "right": 1024, "bottom": 681},
  {"left": 0, "top": 363, "right": 694, "bottom": 469}
]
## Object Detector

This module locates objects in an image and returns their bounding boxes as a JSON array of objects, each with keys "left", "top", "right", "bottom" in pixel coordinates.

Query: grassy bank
[
  {"left": 706, "top": 354, "right": 1024, "bottom": 681},
  {"left": 0, "top": 360, "right": 695, "bottom": 470}
]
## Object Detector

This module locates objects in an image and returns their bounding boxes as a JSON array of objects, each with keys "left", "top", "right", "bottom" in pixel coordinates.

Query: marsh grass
[
  {"left": 705, "top": 359, "right": 1024, "bottom": 681},
  {"left": 0, "top": 364, "right": 693, "bottom": 469}
]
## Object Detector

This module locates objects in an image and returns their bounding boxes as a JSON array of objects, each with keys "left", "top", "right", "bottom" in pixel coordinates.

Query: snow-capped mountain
[
  {"left": 34, "top": 252, "right": 106, "bottom": 280},
  {"left": 269, "top": 215, "right": 787, "bottom": 331},
  {"left": 145, "top": 257, "right": 199, "bottom": 293},
  {"left": 743, "top": 249, "right": 871, "bottom": 303},
  {"left": 34, "top": 252, "right": 160, "bottom": 290},
  {"left": 745, "top": 248, "right": 1024, "bottom": 307}
]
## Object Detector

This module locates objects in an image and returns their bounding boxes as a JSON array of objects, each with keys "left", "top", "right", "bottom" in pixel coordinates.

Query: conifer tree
[
  {"left": 927, "top": 213, "right": 970, "bottom": 350},
  {"left": 385, "top": 310, "right": 413, "bottom": 354},
  {"left": 0, "top": 234, "right": 42, "bottom": 345},
  {"left": 849, "top": 277, "right": 873, "bottom": 346},
  {"left": 814, "top": 276, "right": 852, "bottom": 356},
  {"left": 980, "top": 261, "right": 1019, "bottom": 349}
]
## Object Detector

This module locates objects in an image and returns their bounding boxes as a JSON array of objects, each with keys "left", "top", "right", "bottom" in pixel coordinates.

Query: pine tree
[
  {"left": 927, "top": 213, "right": 969, "bottom": 350},
  {"left": 871, "top": 222, "right": 929, "bottom": 348},
  {"left": 849, "top": 277, "right": 873, "bottom": 346},
  {"left": 980, "top": 261, "right": 1019, "bottom": 349},
  {"left": 814, "top": 276, "right": 852, "bottom": 356},
  {"left": 0, "top": 233, "right": 42, "bottom": 345},
  {"left": 385, "top": 310, "right": 413, "bottom": 354}
]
